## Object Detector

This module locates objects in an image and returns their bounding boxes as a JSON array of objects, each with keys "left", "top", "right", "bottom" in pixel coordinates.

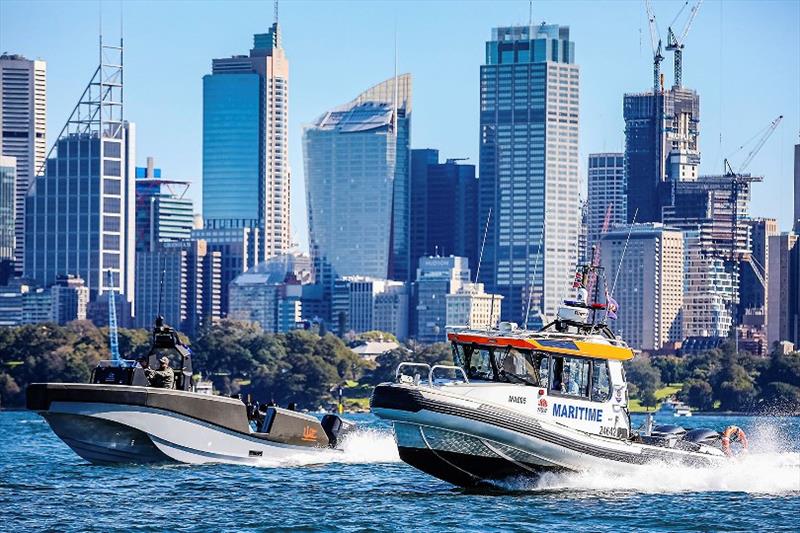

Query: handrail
[
  {"left": 430, "top": 364, "right": 469, "bottom": 385},
  {"left": 395, "top": 362, "right": 431, "bottom": 385}
]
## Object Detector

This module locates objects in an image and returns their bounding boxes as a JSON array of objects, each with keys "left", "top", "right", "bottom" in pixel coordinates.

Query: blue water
[{"left": 1, "top": 410, "right": 799, "bottom": 532}]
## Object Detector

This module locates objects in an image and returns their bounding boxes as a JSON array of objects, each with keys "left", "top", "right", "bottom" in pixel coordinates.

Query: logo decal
[
  {"left": 302, "top": 426, "right": 318, "bottom": 441},
  {"left": 537, "top": 397, "right": 548, "bottom": 414}
]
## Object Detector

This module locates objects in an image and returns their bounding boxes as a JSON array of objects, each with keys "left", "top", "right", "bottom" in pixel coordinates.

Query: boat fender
[{"left": 721, "top": 425, "right": 748, "bottom": 457}]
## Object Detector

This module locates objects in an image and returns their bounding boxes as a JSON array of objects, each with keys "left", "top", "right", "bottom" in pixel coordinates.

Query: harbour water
[{"left": 1, "top": 410, "right": 798, "bottom": 532}]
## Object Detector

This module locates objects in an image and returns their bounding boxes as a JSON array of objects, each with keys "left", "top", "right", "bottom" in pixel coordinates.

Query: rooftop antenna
[
  {"left": 528, "top": 0, "right": 533, "bottom": 28},
  {"left": 274, "top": 0, "right": 279, "bottom": 24},
  {"left": 392, "top": 24, "right": 398, "bottom": 132},
  {"left": 475, "top": 208, "right": 492, "bottom": 283}
]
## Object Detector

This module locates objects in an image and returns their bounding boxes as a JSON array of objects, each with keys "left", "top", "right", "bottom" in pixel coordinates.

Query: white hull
[{"left": 43, "top": 401, "right": 338, "bottom": 465}]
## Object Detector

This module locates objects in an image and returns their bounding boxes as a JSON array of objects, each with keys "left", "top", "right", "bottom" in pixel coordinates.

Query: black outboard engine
[
  {"left": 682, "top": 428, "right": 720, "bottom": 445},
  {"left": 321, "top": 414, "right": 357, "bottom": 448},
  {"left": 651, "top": 424, "right": 687, "bottom": 438}
]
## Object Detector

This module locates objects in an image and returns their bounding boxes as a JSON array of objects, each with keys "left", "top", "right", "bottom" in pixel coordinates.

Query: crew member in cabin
[{"left": 145, "top": 356, "right": 175, "bottom": 389}]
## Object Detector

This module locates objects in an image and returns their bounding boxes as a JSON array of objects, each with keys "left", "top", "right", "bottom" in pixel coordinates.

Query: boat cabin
[{"left": 442, "top": 325, "right": 634, "bottom": 439}]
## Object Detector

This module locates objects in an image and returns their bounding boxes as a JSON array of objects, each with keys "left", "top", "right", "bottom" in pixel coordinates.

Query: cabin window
[
  {"left": 550, "top": 356, "right": 591, "bottom": 398},
  {"left": 452, "top": 344, "right": 466, "bottom": 368},
  {"left": 496, "top": 348, "right": 549, "bottom": 387},
  {"left": 591, "top": 360, "right": 611, "bottom": 402},
  {"left": 466, "top": 348, "right": 495, "bottom": 381}
]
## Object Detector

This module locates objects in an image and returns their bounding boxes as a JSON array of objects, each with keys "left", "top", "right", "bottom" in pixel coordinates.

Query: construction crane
[
  {"left": 106, "top": 270, "right": 121, "bottom": 362},
  {"left": 644, "top": 0, "right": 664, "bottom": 94},
  {"left": 665, "top": 0, "right": 703, "bottom": 88},
  {"left": 723, "top": 115, "right": 782, "bottom": 334}
]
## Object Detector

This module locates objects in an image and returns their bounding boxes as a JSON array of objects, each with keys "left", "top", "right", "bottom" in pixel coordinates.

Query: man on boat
[{"left": 145, "top": 356, "right": 175, "bottom": 389}]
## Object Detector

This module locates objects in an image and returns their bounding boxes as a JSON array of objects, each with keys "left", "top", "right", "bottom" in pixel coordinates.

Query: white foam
[
  {"left": 254, "top": 428, "right": 400, "bottom": 468},
  {"left": 495, "top": 419, "right": 800, "bottom": 495}
]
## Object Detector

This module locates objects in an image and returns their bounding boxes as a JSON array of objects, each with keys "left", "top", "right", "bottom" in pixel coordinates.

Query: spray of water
[
  {"left": 493, "top": 421, "right": 800, "bottom": 495},
  {"left": 254, "top": 428, "right": 400, "bottom": 468}
]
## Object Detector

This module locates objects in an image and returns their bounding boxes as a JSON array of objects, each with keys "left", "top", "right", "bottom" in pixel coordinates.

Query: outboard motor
[
  {"left": 682, "top": 428, "right": 720, "bottom": 445},
  {"left": 651, "top": 424, "right": 687, "bottom": 438},
  {"left": 321, "top": 414, "right": 357, "bottom": 448}
]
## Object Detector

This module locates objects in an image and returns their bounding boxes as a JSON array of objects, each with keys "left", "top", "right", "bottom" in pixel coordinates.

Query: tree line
[
  {"left": 624, "top": 340, "right": 800, "bottom": 413},
  {"left": 0, "top": 319, "right": 452, "bottom": 409}
]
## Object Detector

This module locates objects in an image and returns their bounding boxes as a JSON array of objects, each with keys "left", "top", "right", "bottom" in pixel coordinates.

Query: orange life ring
[{"left": 721, "top": 425, "right": 748, "bottom": 457}]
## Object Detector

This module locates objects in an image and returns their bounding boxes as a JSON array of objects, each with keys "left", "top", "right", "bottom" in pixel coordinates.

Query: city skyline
[{"left": 2, "top": 0, "right": 798, "bottom": 254}]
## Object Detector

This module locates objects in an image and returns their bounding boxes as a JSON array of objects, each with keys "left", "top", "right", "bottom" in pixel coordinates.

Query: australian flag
[{"left": 606, "top": 292, "right": 619, "bottom": 320}]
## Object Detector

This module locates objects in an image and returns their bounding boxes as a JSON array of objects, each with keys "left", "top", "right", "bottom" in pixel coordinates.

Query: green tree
[
  {"left": 713, "top": 355, "right": 758, "bottom": 411},
  {"left": 652, "top": 355, "right": 687, "bottom": 385},
  {"left": 679, "top": 379, "right": 714, "bottom": 411},
  {"left": 624, "top": 354, "right": 661, "bottom": 408}
]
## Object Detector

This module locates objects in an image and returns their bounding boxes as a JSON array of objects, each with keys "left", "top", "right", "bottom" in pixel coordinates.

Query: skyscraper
[
  {"left": 600, "top": 224, "right": 683, "bottom": 351},
  {"left": 25, "top": 41, "right": 135, "bottom": 312},
  {"left": 479, "top": 24, "right": 580, "bottom": 321},
  {"left": 740, "top": 218, "right": 778, "bottom": 318},
  {"left": 409, "top": 149, "right": 478, "bottom": 274},
  {"left": 203, "top": 21, "right": 290, "bottom": 262},
  {"left": 587, "top": 153, "right": 625, "bottom": 255},
  {"left": 767, "top": 233, "right": 799, "bottom": 347},
  {"left": 623, "top": 87, "right": 700, "bottom": 223},
  {"left": 303, "top": 74, "right": 412, "bottom": 289},
  {"left": 794, "top": 143, "right": 799, "bottom": 231},
  {"left": 414, "top": 255, "right": 471, "bottom": 343},
  {"left": 0, "top": 54, "right": 46, "bottom": 273},
  {"left": 135, "top": 157, "right": 194, "bottom": 252},
  {"left": 0, "top": 155, "right": 16, "bottom": 262}
]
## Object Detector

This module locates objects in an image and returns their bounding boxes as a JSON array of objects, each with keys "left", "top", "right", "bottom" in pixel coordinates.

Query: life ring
[{"left": 721, "top": 425, "right": 748, "bottom": 457}]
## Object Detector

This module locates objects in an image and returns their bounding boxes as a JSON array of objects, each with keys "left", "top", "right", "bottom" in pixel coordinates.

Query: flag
[
  {"left": 572, "top": 270, "right": 583, "bottom": 289},
  {"left": 606, "top": 292, "right": 619, "bottom": 320}
]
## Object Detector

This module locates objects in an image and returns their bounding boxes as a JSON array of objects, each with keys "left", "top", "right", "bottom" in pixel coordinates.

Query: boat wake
[
  {"left": 254, "top": 428, "right": 401, "bottom": 468},
  {"left": 493, "top": 422, "right": 800, "bottom": 495}
]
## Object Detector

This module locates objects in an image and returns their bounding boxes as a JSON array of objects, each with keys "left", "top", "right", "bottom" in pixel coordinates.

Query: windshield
[{"left": 495, "top": 348, "right": 549, "bottom": 387}]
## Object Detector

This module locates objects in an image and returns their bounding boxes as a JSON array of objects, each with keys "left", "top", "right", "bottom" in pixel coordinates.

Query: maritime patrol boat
[
  {"left": 371, "top": 264, "right": 746, "bottom": 487},
  {"left": 27, "top": 317, "right": 355, "bottom": 465}
]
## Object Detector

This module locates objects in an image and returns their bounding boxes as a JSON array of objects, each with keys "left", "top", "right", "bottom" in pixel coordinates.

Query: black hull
[{"left": 398, "top": 446, "right": 564, "bottom": 488}]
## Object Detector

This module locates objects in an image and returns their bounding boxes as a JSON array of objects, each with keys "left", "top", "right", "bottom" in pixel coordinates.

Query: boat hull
[
  {"left": 28, "top": 383, "right": 339, "bottom": 465},
  {"left": 371, "top": 384, "right": 724, "bottom": 488}
]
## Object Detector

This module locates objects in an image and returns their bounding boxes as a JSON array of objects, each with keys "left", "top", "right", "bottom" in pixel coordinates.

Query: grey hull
[{"left": 42, "top": 412, "right": 172, "bottom": 464}]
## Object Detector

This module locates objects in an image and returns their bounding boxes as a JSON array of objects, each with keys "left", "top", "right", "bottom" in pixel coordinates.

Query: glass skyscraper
[
  {"left": 303, "top": 74, "right": 412, "bottom": 292},
  {"left": 135, "top": 157, "right": 194, "bottom": 252},
  {"left": 24, "top": 40, "right": 134, "bottom": 310},
  {"left": 203, "top": 22, "right": 290, "bottom": 262},
  {"left": 0, "top": 155, "right": 16, "bottom": 261},
  {"left": 478, "top": 25, "right": 580, "bottom": 322}
]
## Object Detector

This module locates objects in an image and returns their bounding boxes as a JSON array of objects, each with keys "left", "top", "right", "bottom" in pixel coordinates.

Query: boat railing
[{"left": 396, "top": 362, "right": 469, "bottom": 387}]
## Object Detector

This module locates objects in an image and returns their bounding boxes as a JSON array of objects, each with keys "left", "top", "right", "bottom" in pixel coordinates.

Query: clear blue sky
[{"left": 2, "top": 0, "right": 799, "bottom": 251}]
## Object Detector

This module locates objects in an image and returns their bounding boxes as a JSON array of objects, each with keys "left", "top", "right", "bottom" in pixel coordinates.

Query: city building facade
[
  {"left": 600, "top": 223, "right": 684, "bottom": 351},
  {"left": 135, "top": 157, "right": 194, "bottom": 252},
  {"left": 409, "top": 149, "right": 478, "bottom": 277},
  {"left": 767, "top": 232, "right": 799, "bottom": 347},
  {"left": 50, "top": 274, "right": 89, "bottom": 324},
  {"left": 25, "top": 43, "right": 135, "bottom": 317},
  {"left": 623, "top": 87, "right": 700, "bottom": 223},
  {"left": 446, "top": 282, "right": 503, "bottom": 331},
  {"left": 332, "top": 277, "right": 408, "bottom": 340},
  {"left": 0, "top": 54, "right": 46, "bottom": 273},
  {"left": 415, "top": 256, "right": 471, "bottom": 343},
  {"left": 304, "top": 74, "right": 412, "bottom": 291},
  {"left": 478, "top": 24, "right": 580, "bottom": 322},
  {"left": 0, "top": 155, "right": 16, "bottom": 262},
  {"left": 203, "top": 22, "right": 290, "bottom": 262},
  {"left": 587, "top": 153, "right": 625, "bottom": 255}
]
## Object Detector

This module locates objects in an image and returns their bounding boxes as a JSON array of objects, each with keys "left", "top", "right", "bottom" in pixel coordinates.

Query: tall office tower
[
  {"left": 795, "top": 144, "right": 800, "bottom": 231},
  {"left": 478, "top": 25, "right": 580, "bottom": 322},
  {"left": 135, "top": 157, "right": 194, "bottom": 252},
  {"left": 623, "top": 87, "right": 699, "bottom": 223},
  {"left": 600, "top": 224, "right": 683, "bottom": 351},
  {"left": 203, "top": 22, "right": 290, "bottom": 262},
  {"left": 50, "top": 274, "right": 89, "bottom": 324},
  {"left": 409, "top": 149, "right": 478, "bottom": 275},
  {"left": 135, "top": 240, "right": 221, "bottom": 337},
  {"left": 192, "top": 227, "right": 260, "bottom": 317},
  {"left": 587, "top": 153, "right": 625, "bottom": 255},
  {"left": 0, "top": 156, "right": 16, "bottom": 262},
  {"left": 767, "top": 233, "right": 799, "bottom": 346},
  {"left": 740, "top": 218, "right": 778, "bottom": 317},
  {"left": 25, "top": 42, "right": 135, "bottom": 314},
  {"left": 304, "top": 74, "right": 412, "bottom": 289},
  {"left": 0, "top": 54, "right": 46, "bottom": 273},
  {"left": 414, "top": 255, "right": 471, "bottom": 343},
  {"left": 331, "top": 277, "right": 408, "bottom": 339}
]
